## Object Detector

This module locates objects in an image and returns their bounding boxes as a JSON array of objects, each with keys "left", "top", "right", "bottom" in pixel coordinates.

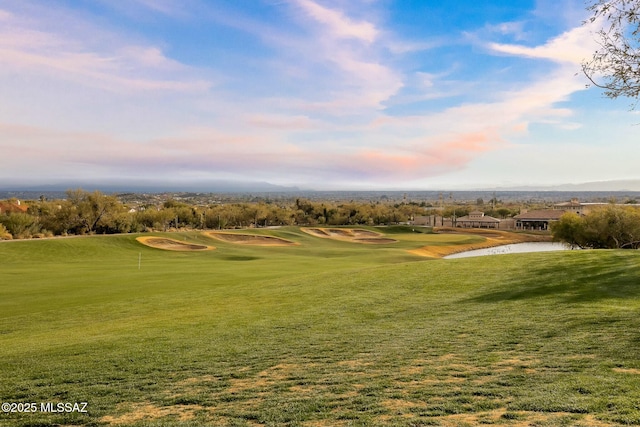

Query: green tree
[
  {"left": 496, "top": 208, "right": 513, "bottom": 219},
  {"left": 63, "top": 189, "right": 125, "bottom": 234},
  {"left": 28, "top": 200, "right": 63, "bottom": 235},
  {"left": 551, "top": 212, "right": 587, "bottom": 248},
  {"left": 156, "top": 208, "right": 176, "bottom": 231},
  {"left": 552, "top": 206, "right": 640, "bottom": 249},
  {"left": 0, "top": 212, "right": 38, "bottom": 238},
  {"left": 585, "top": 205, "right": 640, "bottom": 248}
]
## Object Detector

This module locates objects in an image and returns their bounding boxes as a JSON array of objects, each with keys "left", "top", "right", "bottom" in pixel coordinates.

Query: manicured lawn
[{"left": 1, "top": 228, "right": 639, "bottom": 426}]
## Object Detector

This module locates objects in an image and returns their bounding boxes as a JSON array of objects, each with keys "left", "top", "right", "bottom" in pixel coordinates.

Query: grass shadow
[{"left": 466, "top": 250, "right": 640, "bottom": 304}]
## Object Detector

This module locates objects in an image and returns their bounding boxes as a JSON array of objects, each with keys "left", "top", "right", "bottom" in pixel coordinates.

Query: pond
[{"left": 443, "top": 242, "right": 572, "bottom": 259}]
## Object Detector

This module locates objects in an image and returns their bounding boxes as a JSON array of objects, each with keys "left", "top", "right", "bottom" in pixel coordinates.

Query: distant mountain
[
  {"left": 488, "top": 180, "right": 640, "bottom": 192},
  {"left": 2, "top": 179, "right": 640, "bottom": 202},
  {"left": 551, "top": 180, "right": 640, "bottom": 191},
  {"left": 0, "top": 180, "right": 301, "bottom": 194}
]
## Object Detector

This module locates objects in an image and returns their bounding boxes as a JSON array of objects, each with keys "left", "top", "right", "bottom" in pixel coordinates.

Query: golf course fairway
[{"left": 1, "top": 227, "right": 640, "bottom": 426}]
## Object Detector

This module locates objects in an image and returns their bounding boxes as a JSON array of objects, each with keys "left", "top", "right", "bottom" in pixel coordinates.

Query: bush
[
  {"left": 0, "top": 213, "right": 39, "bottom": 239},
  {"left": 0, "top": 223, "right": 12, "bottom": 240},
  {"left": 552, "top": 206, "right": 640, "bottom": 249}
]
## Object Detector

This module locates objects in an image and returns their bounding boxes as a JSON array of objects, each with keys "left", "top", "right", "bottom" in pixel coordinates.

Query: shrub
[
  {"left": 552, "top": 206, "right": 640, "bottom": 249},
  {"left": 0, "top": 223, "right": 12, "bottom": 240}
]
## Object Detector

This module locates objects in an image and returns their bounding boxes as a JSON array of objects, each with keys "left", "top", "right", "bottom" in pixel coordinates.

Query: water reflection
[{"left": 443, "top": 242, "right": 571, "bottom": 259}]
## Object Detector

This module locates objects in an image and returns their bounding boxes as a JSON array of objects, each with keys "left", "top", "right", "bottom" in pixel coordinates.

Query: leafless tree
[{"left": 583, "top": 0, "right": 640, "bottom": 105}]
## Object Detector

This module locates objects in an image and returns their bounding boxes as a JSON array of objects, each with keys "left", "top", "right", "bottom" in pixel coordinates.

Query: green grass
[{"left": 1, "top": 228, "right": 640, "bottom": 426}]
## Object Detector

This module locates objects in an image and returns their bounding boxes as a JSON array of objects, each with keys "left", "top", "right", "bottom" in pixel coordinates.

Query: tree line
[
  {"left": 3, "top": 189, "right": 639, "bottom": 248},
  {"left": 0, "top": 189, "right": 442, "bottom": 239}
]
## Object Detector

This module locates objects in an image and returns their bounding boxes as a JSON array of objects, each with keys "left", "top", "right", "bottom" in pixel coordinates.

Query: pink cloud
[
  {"left": 440, "top": 131, "right": 502, "bottom": 152},
  {"left": 247, "top": 114, "right": 318, "bottom": 130},
  {"left": 0, "top": 9, "right": 12, "bottom": 21},
  {"left": 0, "top": 120, "right": 503, "bottom": 185},
  {"left": 341, "top": 131, "right": 500, "bottom": 179},
  {"left": 0, "top": 3, "right": 604, "bottom": 188}
]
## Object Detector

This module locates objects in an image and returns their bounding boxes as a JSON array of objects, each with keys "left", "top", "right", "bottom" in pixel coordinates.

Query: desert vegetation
[
  {"left": 9, "top": 188, "right": 601, "bottom": 242},
  {"left": 0, "top": 189, "right": 499, "bottom": 239},
  {"left": 552, "top": 205, "right": 640, "bottom": 249}
]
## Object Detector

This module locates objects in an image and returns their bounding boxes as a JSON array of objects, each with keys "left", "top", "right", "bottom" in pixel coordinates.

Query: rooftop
[{"left": 514, "top": 209, "right": 565, "bottom": 220}]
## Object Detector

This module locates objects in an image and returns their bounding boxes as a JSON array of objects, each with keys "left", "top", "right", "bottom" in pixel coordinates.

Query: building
[
  {"left": 553, "top": 198, "right": 587, "bottom": 215},
  {"left": 513, "top": 209, "right": 565, "bottom": 231},
  {"left": 412, "top": 215, "right": 442, "bottom": 226},
  {"left": 455, "top": 211, "right": 501, "bottom": 229},
  {"left": 514, "top": 199, "right": 602, "bottom": 231},
  {"left": 0, "top": 200, "right": 28, "bottom": 215}
]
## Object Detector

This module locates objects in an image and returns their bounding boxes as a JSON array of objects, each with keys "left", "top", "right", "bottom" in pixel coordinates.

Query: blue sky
[{"left": 0, "top": 0, "right": 638, "bottom": 190}]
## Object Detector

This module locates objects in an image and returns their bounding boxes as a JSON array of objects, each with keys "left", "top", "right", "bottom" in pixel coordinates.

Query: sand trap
[
  {"left": 204, "top": 232, "right": 298, "bottom": 246},
  {"left": 355, "top": 237, "right": 398, "bottom": 244},
  {"left": 302, "top": 228, "right": 397, "bottom": 244},
  {"left": 136, "top": 236, "right": 215, "bottom": 251}
]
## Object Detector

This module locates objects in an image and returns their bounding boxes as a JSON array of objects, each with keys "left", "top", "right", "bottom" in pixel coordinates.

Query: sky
[{"left": 0, "top": 0, "right": 638, "bottom": 191}]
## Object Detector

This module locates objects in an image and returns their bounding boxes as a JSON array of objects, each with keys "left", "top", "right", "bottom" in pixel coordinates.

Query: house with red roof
[{"left": 0, "top": 200, "right": 29, "bottom": 215}]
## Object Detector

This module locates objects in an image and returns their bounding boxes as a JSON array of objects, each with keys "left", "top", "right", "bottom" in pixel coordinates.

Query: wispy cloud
[
  {"left": 486, "top": 21, "right": 528, "bottom": 40},
  {"left": 291, "top": 0, "right": 378, "bottom": 43},
  {"left": 0, "top": 5, "right": 211, "bottom": 93},
  {"left": 277, "top": 0, "right": 404, "bottom": 113},
  {"left": 247, "top": 114, "right": 319, "bottom": 131},
  {"left": 133, "top": 0, "right": 187, "bottom": 16},
  {"left": 93, "top": 0, "right": 197, "bottom": 20},
  {"left": 0, "top": 1, "right": 622, "bottom": 189},
  {"left": 487, "top": 23, "right": 597, "bottom": 64}
]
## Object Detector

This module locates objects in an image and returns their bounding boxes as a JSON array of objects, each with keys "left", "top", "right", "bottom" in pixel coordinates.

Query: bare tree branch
[{"left": 583, "top": 0, "right": 640, "bottom": 107}]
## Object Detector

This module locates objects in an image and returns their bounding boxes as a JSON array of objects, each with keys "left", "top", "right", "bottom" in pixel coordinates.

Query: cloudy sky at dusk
[{"left": 0, "top": 0, "right": 638, "bottom": 190}]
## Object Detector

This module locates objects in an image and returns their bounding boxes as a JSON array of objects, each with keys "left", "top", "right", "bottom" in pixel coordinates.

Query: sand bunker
[
  {"left": 302, "top": 228, "right": 397, "bottom": 244},
  {"left": 355, "top": 237, "right": 398, "bottom": 244},
  {"left": 204, "top": 232, "right": 297, "bottom": 246},
  {"left": 136, "top": 236, "right": 215, "bottom": 251}
]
